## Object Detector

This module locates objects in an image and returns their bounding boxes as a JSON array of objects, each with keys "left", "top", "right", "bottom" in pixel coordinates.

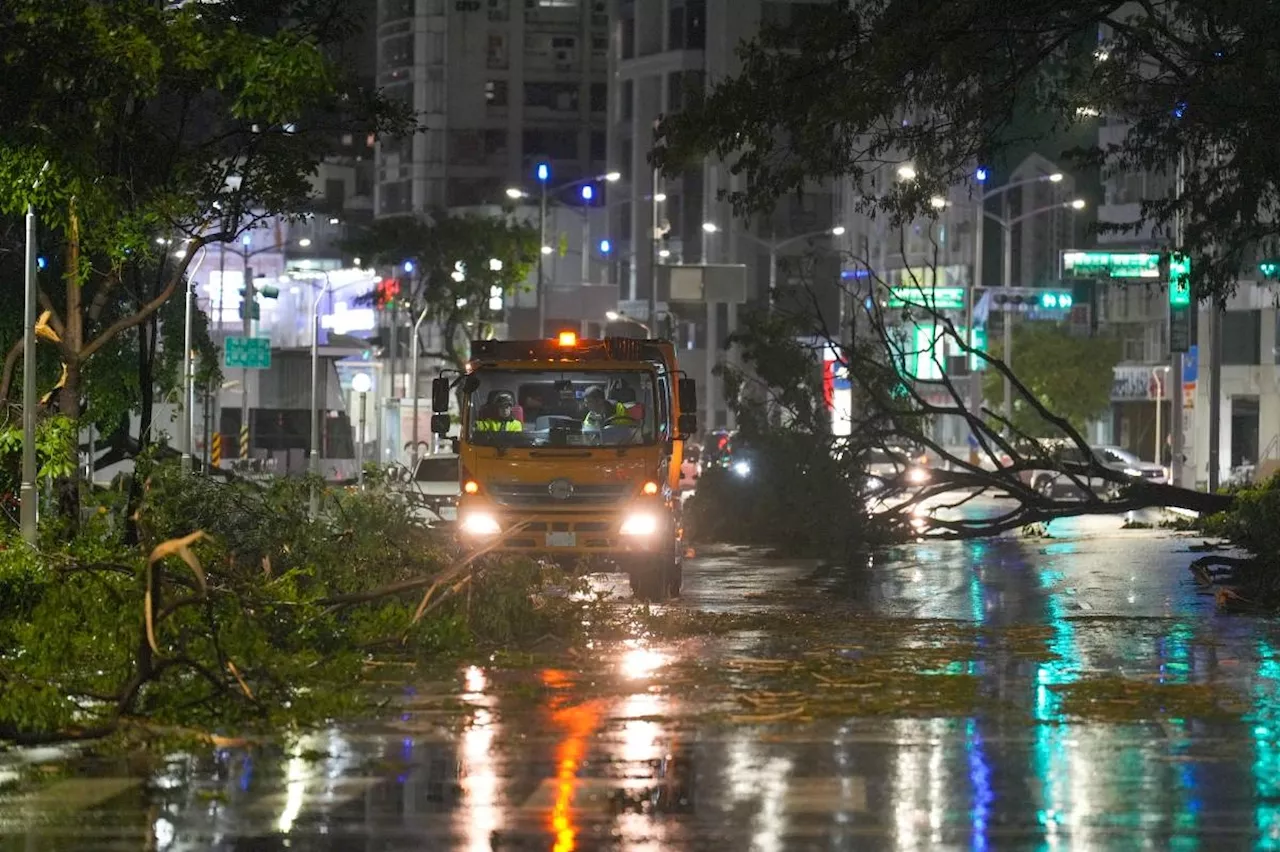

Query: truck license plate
[{"left": 546, "top": 531, "right": 576, "bottom": 547}]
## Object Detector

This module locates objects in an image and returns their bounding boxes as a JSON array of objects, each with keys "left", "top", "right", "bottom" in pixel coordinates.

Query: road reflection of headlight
[
  {"left": 620, "top": 513, "right": 660, "bottom": 536},
  {"left": 907, "top": 467, "right": 929, "bottom": 484},
  {"left": 460, "top": 512, "right": 501, "bottom": 535},
  {"left": 733, "top": 460, "right": 751, "bottom": 477}
]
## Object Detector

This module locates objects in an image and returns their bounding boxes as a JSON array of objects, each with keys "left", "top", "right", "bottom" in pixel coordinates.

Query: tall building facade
[
  {"left": 609, "top": 0, "right": 841, "bottom": 429},
  {"left": 1096, "top": 111, "right": 1280, "bottom": 486},
  {"left": 375, "top": 0, "right": 610, "bottom": 215}
]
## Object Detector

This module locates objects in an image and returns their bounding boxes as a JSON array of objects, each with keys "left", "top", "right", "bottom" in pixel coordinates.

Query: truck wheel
[{"left": 629, "top": 554, "right": 682, "bottom": 602}]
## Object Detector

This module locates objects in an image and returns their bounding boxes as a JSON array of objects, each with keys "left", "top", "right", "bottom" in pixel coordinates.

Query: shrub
[{"left": 0, "top": 461, "right": 576, "bottom": 743}]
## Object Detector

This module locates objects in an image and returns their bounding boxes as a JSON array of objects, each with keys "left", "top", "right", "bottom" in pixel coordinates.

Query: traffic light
[
  {"left": 1037, "top": 291, "right": 1074, "bottom": 310},
  {"left": 990, "top": 289, "right": 1073, "bottom": 312},
  {"left": 239, "top": 277, "right": 279, "bottom": 321},
  {"left": 1168, "top": 253, "right": 1191, "bottom": 306},
  {"left": 1260, "top": 258, "right": 1280, "bottom": 280},
  {"left": 375, "top": 277, "right": 402, "bottom": 309}
]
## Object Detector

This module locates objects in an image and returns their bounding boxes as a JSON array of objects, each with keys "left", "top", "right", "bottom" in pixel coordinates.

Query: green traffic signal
[
  {"left": 258, "top": 284, "right": 280, "bottom": 299},
  {"left": 1260, "top": 258, "right": 1280, "bottom": 280},
  {"left": 1168, "top": 253, "right": 1191, "bottom": 306},
  {"left": 1038, "top": 291, "right": 1074, "bottom": 310}
]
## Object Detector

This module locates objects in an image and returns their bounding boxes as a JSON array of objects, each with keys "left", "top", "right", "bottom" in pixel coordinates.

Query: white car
[{"left": 406, "top": 454, "right": 460, "bottom": 523}]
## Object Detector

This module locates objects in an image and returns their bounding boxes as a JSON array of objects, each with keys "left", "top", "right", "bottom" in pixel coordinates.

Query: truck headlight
[
  {"left": 460, "top": 512, "right": 501, "bottom": 536},
  {"left": 620, "top": 513, "right": 660, "bottom": 536}
]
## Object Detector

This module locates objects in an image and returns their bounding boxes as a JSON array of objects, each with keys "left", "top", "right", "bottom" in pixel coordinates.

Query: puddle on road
[{"left": 8, "top": 535, "right": 1280, "bottom": 848}]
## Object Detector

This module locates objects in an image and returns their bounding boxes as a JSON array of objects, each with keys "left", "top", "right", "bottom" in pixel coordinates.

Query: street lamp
[
  {"left": 301, "top": 273, "right": 367, "bottom": 517},
  {"left": 990, "top": 197, "right": 1087, "bottom": 427},
  {"left": 508, "top": 168, "right": 621, "bottom": 336},
  {"left": 178, "top": 245, "right": 209, "bottom": 473},
  {"left": 351, "top": 372, "right": 372, "bottom": 489},
  {"left": 605, "top": 310, "right": 652, "bottom": 335},
  {"left": 941, "top": 170, "right": 1081, "bottom": 437},
  {"left": 705, "top": 223, "right": 848, "bottom": 304},
  {"left": 896, "top": 164, "right": 918, "bottom": 181}
]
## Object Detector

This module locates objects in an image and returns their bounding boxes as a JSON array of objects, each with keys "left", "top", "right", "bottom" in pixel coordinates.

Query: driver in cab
[
  {"left": 475, "top": 391, "right": 523, "bottom": 432},
  {"left": 582, "top": 385, "right": 637, "bottom": 429}
]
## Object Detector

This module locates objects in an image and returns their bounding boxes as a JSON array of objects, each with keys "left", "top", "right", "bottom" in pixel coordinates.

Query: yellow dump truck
[{"left": 429, "top": 332, "right": 698, "bottom": 600}]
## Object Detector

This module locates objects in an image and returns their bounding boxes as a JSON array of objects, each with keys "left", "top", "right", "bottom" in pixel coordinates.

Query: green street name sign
[
  {"left": 224, "top": 336, "right": 272, "bottom": 370},
  {"left": 1061, "top": 251, "right": 1161, "bottom": 279},
  {"left": 886, "top": 286, "right": 966, "bottom": 310}
]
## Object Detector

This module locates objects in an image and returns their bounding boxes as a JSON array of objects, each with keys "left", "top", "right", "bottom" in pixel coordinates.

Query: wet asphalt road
[{"left": 5, "top": 501, "right": 1280, "bottom": 850}]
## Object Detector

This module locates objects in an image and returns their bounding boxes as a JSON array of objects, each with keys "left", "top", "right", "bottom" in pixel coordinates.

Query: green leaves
[
  {"left": 345, "top": 213, "right": 539, "bottom": 368},
  {"left": 655, "top": 0, "right": 1280, "bottom": 301},
  {"left": 983, "top": 322, "right": 1121, "bottom": 437}
]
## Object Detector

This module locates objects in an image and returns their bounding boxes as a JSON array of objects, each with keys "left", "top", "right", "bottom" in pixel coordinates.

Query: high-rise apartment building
[
  {"left": 609, "top": 0, "right": 841, "bottom": 429},
  {"left": 375, "top": 0, "right": 610, "bottom": 216}
]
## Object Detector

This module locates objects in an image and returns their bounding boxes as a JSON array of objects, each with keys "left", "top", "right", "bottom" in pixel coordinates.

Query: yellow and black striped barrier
[
  {"left": 239, "top": 425, "right": 249, "bottom": 459},
  {"left": 210, "top": 433, "right": 221, "bottom": 467}
]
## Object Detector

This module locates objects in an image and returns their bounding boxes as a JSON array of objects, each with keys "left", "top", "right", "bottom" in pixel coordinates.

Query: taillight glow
[{"left": 557, "top": 331, "right": 577, "bottom": 347}]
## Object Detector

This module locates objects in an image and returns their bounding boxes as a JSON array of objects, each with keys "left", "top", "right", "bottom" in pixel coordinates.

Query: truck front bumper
[{"left": 456, "top": 502, "right": 675, "bottom": 555}]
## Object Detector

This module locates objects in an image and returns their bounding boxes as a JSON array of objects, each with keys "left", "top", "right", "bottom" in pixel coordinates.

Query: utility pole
[
  {"left": 1208, "top": 301, "right": 1222, "bottom": 491},
  {"left": 1001, "top": 195, "right": 1014, "bottom": 430},
  {"left": 537, "top": 175, "right": 548, "bottom": 337},
  {"left": 1170, "top": 150, "right": 1185, "bottom": 487},
  {"left": 648, "top": 165, "right": 659, "bottom": 334},
  {"left": 20, "top": 204, "right": 39, "bottom": 544},
  {"left": 1208, "top": 145, "right": 1224, "bottom": 492},
  {"left": 240, "top": 265, "right": 253, "bottom": 462}
]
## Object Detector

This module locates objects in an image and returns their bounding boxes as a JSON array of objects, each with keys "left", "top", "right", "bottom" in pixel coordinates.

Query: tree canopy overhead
[
  {"left": 0, "top": 0, "right": 408, "bottom": 419},
  {"left": 654, "top": 0, "right": 1280, "bottom": 301},
  {"left": 344, "top": 213, "right": 539, "bottom": 370}
]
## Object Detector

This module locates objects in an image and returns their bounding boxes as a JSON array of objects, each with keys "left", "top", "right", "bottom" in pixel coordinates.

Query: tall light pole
[
  {"left": 992, "top": 198, "right": 1087, "bottom": 427},
  {"left": 351, "top": 372, "right": 372, "bottom": 488},
  {"left": 936, "top": 170, "right": 1073, "bottom": 432},
  {"left": 510, "top": 168, "right": 620, "bottom": 337},
  {"left": 177, "top": 245, "right": 208, "bottom": 473},
  {"left": 20, "top": 203, "right": 39, "bottom": 544},
  {"left": 309, "top": 275, "right": 329, "bottom": 518}
]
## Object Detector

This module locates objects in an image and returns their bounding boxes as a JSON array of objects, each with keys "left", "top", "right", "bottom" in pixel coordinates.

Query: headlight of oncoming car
[
  {"left": 732, "top": 460, "right": 751, "bottom": 478},
  {"left": 620, "top": 513, "right": 660, "bottom": 536},
  {"left": 907, "top": 467, "right": 930, "bottom": 484},
  {"left": 460, "top": 512, "right": 501, "bottom": 536}
]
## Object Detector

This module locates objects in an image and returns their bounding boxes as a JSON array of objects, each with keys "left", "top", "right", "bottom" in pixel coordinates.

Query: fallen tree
[
  {"left": 709, "top": 245, "right": 1232, "bottom": 544},
  {"left": 0, "top": 460, "right": 586, "bottom": 745}
]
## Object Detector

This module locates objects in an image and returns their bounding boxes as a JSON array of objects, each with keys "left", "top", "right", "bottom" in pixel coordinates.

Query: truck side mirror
[
  {"left": 431, "top": 377, "right": 450, "bottom": 413},
  {"left": 677, "top": 413, "right": 697, "bottom": 438},
  {"left": 431, "top": 413, "right": 451, "bottom": 435},
  {"left": 678, "top": 378, "right": 697, "bottom": 412}
]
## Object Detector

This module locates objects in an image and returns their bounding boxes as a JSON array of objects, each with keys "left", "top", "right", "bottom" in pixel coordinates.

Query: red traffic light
[{"left": 375, "top": 278, "right": 402, "bottom": 307}]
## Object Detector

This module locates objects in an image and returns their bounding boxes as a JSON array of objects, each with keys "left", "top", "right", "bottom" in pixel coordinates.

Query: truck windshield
[{"left": 466, "top": 369, "right": 659, "bottom": 447}]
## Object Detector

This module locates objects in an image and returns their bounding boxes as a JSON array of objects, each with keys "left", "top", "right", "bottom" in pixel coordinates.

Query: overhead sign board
[
  {"left": 886, "top": 286, "right": 965, "bottom": 310},
  {"left": 224, "top": 336, "right": 271, "bottom": 370},
  {"left": 1061, "top": 251, "right": 1161, "bottom": 279}
]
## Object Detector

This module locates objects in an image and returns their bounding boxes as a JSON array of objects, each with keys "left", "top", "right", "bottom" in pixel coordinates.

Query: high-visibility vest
[
  {"left": 476, "top": 418, "right": 522, "bottom": 432},
  {"left": 585, "top": 401, "right": 638, "bottom": 427}
]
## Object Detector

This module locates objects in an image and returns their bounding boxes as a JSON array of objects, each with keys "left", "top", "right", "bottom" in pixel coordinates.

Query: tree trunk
[{"left": 123, "top": 317, "right": 157, "bottom": 546}]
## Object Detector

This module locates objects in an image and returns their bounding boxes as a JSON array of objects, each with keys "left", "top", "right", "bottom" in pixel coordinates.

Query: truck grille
[{"left": 487, "top": 482, "right": 631, "bottom": 508}]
